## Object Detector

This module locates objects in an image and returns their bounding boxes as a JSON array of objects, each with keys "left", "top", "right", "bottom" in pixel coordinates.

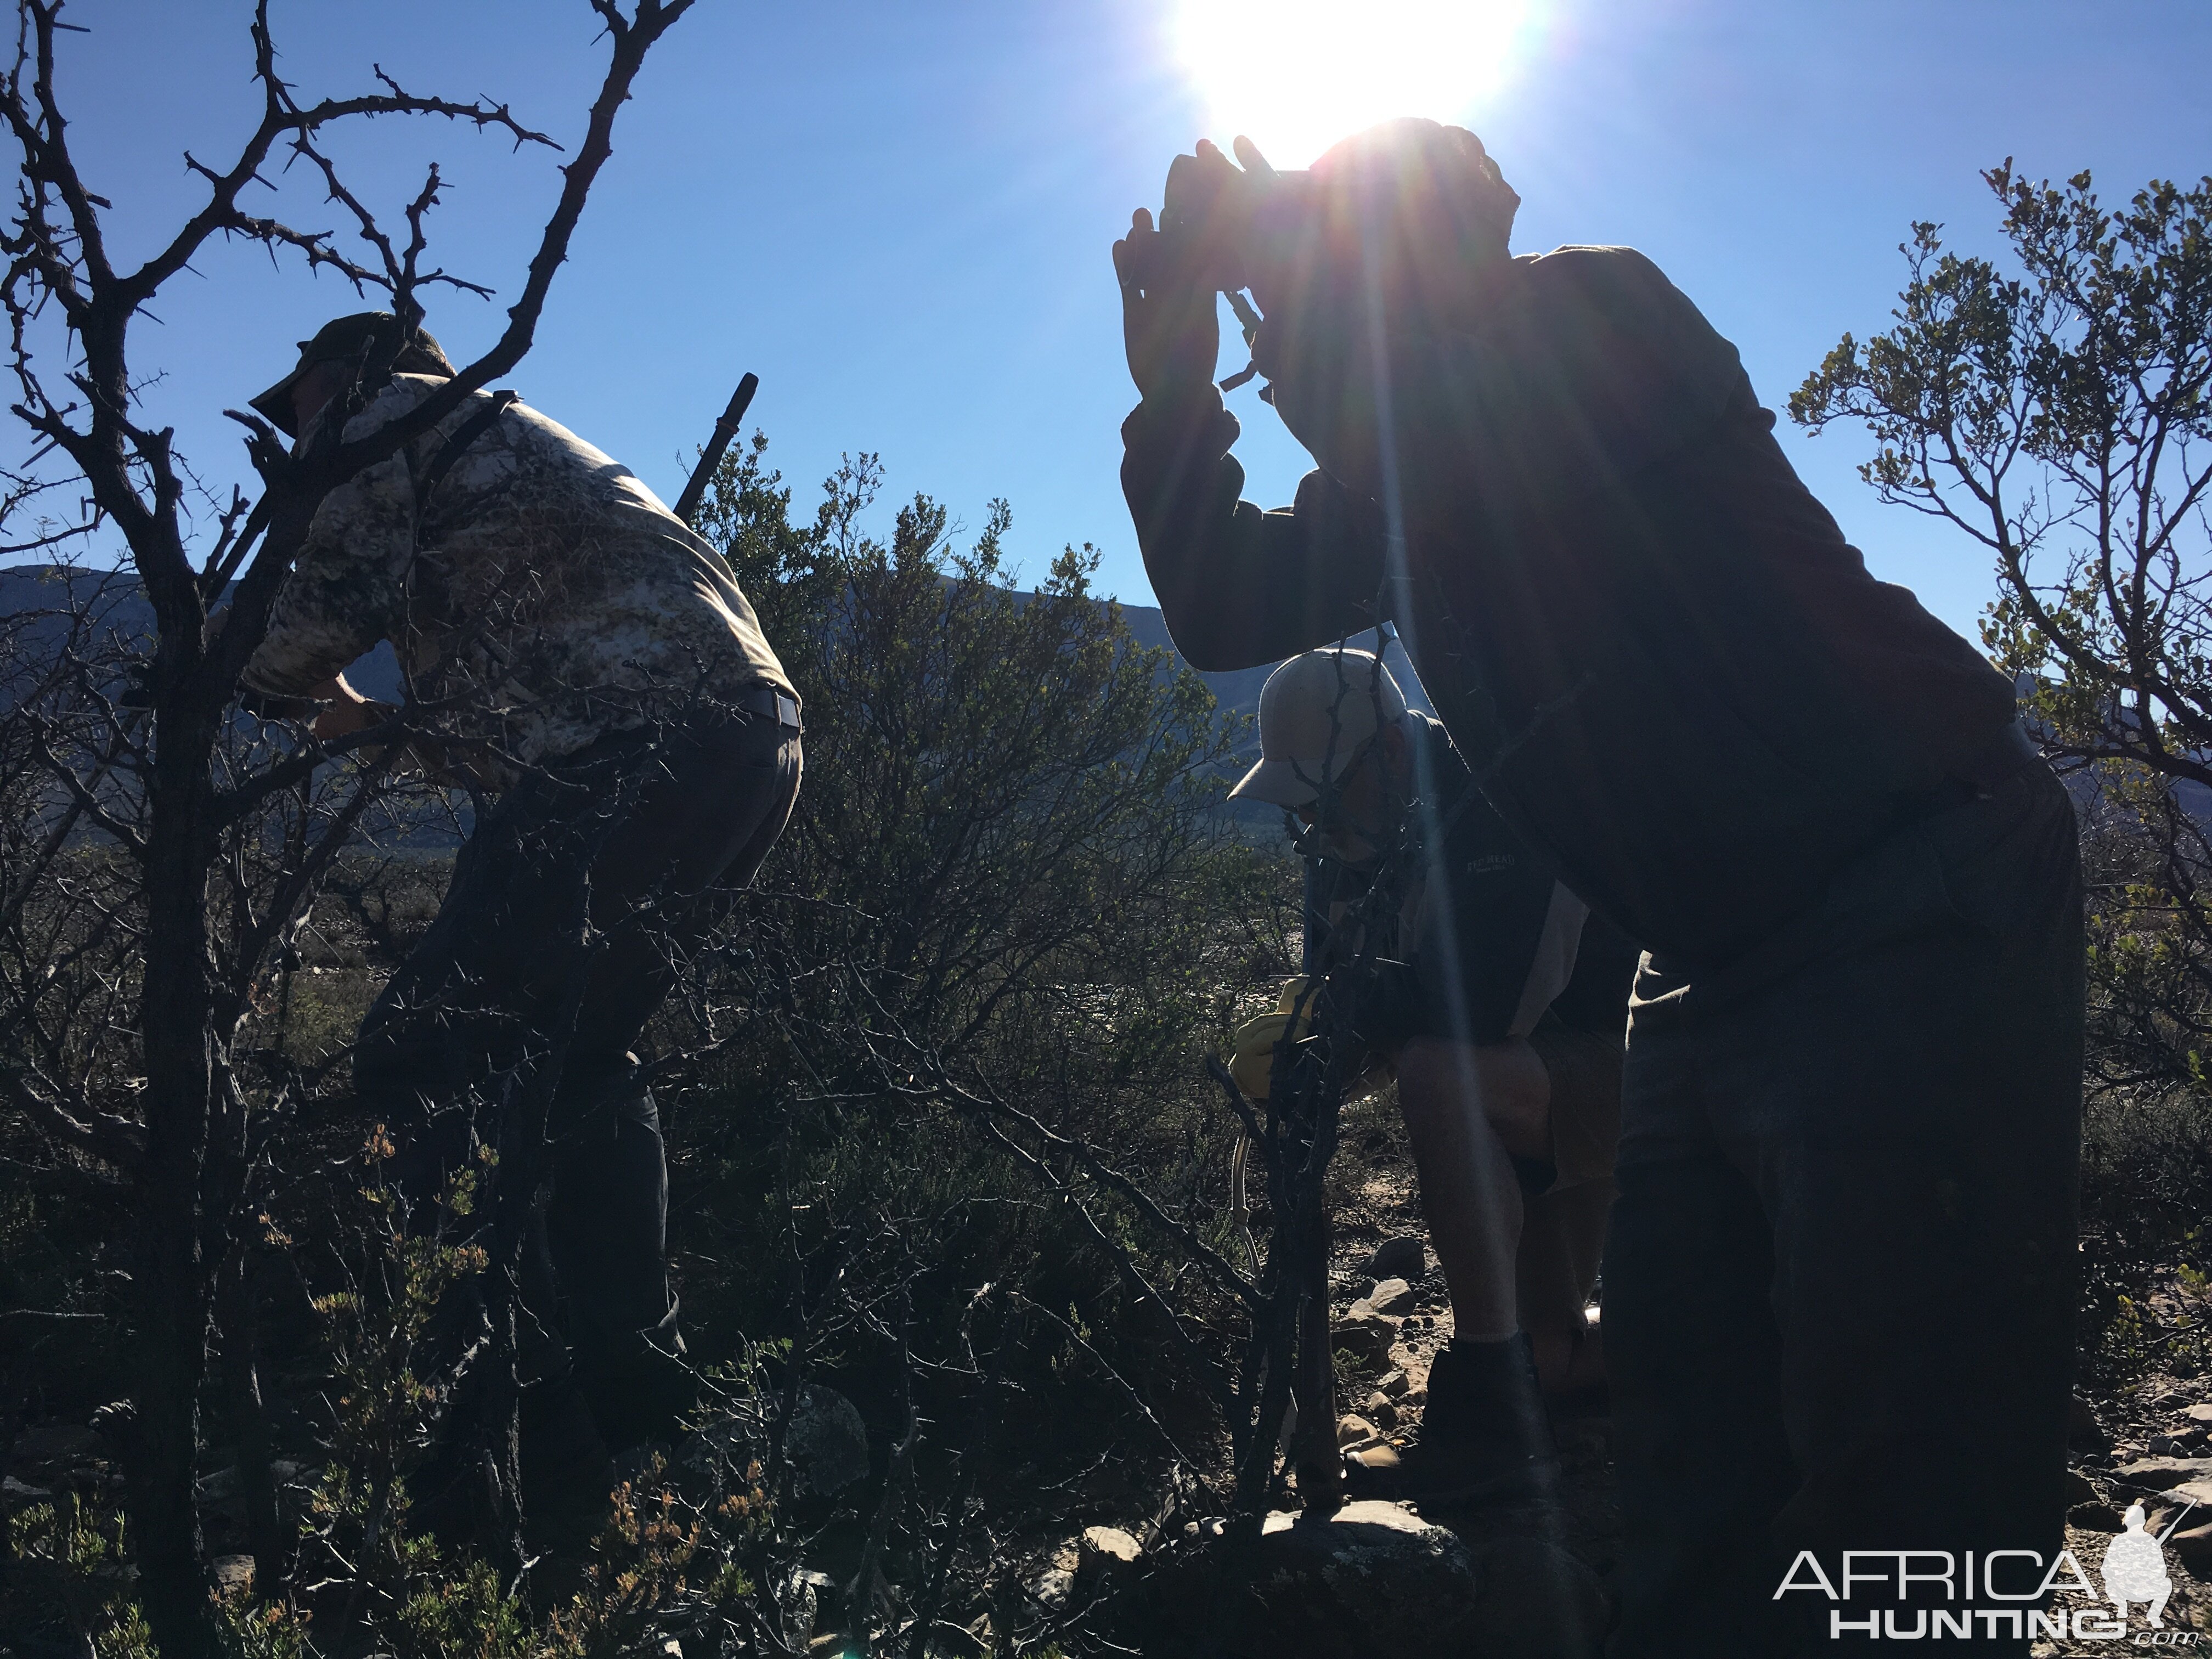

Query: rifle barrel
[{"left": 674, "top": 371, "right": 760, "bottom": 526}]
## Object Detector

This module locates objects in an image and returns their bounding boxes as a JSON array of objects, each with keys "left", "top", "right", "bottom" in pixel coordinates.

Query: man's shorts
[{"left": 1516, "top": 1013, "right": 1625, "bottom": 1333}]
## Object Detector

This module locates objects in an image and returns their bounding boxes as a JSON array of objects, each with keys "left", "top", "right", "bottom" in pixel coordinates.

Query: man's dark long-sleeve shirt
[{"left": 1123, "top": 246, "right": 2019, "bottom": 969}]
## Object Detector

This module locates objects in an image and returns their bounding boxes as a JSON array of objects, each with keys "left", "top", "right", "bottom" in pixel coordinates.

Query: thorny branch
[{"left": 0, "top": 5, "right": 702, "bottom": 1652}]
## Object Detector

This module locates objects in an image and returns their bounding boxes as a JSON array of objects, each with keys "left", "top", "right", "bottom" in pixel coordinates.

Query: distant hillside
[
  {"left": 2, "top": 558, "right": 1421, "bottom": 741},
  {"left": 2, "top": 563, "right": 1442, "bottom": 854},
  {"left": 0, "top": 563, "right": 410, "bottom": 704},
  {"left": 1114, "top": 604, "right": 1273, "bottom": 728},
  {"left": 1118, "top": 599, "right": 1427, "bottom": 718}
]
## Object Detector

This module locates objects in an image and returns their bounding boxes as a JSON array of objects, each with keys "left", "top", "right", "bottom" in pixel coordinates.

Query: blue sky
[{"left": 36, "top": 0, "right": 2212, "bottom": 644}]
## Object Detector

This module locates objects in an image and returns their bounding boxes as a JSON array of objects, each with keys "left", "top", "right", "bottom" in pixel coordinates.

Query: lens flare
[{"left": 1174, "top": 0, "right": 1536, "bottom": 167}]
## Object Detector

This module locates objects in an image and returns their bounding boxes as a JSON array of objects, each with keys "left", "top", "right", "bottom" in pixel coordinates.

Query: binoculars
[{"left": 1155, "top": 144, "right": 1316, "bottom": 307}]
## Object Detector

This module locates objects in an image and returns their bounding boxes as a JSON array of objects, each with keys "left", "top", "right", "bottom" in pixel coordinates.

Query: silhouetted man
[{"left": 1115, "top": 122, "right": 2081, "bottom": 1655}]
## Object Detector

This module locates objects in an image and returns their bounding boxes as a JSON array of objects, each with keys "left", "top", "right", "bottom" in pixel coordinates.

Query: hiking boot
[
  {"left": 1344, "top": 1333, "right": 1561, "bottom": 1506},
  {"left": 1534, "top": 1318, "right": 1609, "bottom": 1416}
]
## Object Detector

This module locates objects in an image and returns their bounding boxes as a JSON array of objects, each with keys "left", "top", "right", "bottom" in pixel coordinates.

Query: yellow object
[
  {"left": 1227, "top": 977, "right": 1393, "bottom": 1103},
  {"left": 1228, "top": 977, "right": 1316, "bottom": 1100}
]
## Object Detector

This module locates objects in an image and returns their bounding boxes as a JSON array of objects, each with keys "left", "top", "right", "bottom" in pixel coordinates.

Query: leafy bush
[{"left": 1, "top": 435, "right": 1303, "bottom": 1651}]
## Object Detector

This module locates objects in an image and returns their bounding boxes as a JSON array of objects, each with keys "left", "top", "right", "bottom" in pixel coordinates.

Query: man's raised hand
[
  {"left": 1113, "top": 204, "right": 1221, "bottom": 402},
  {"left": 1113, "top": 138, "right": 1266, "bottom": 400}
]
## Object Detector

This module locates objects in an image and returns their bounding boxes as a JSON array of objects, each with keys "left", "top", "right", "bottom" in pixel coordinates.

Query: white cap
[{"left": 1229, "top": 648, "right": 1408, "bottom": 809}]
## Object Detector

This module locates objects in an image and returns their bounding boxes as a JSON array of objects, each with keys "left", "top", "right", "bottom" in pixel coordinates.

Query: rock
[
  {"left": 778, "top": 1567, "right": 834, "bottom": 1649},
  {"left": 1365, "top": 1392, "right": 1400, "bottom": 1428},
  {"left": 1074, "top": 1527, "right": 1142, "bottom": 1600},
  {"left": 1029, "top": 1567, "right": 1074, "bottom": 1609},
  {"left": 1336, "top": 1305, "right": 1401, "bottom": 1364},
  {"left": 196, "top": 1465, "right": 241, "bottom": 1503},
  {"left": 2070, "top": 1502, "right": 2125, "bottom": 1532},
  {"left": 1336, "top": 1415, "right": 1378, "bottom": 1447},
  {"left": 1463, "top": 1536, "right": 1612, "bottom": 1659},
  {"left": 2172, "top": 1522, "right": 2212, "bottom": 1574},
  {"left": 210, "top": 1554, "right": 255, "bottom": 1598},
  {"left": 1368, "top": 1277, "right": 1418, "bottom": 1316},
  {"left": 1150, "top": 1502, "right": 1604, "bottom": 1658},
  {"left": 1377, "top": 1369, "right": 1409, "bottom": 1398},
  {"left": 1079, "top": 1525, "right": 1142, "bottom": 1578},
  {"left": 11, "top": 1423, "right": 101, "bottom": 1465},
  {"left": 2172, "top": 1478, "right": 2212, "bottom": 1508},
  {"left": 2114, "top": 1456, "right": 2212, "bottom": 1491},
  {"left": 1364, "top": 1235, "right": 1429, "bottom": 1282},
  {"left": 2069, "top": 1394, "right": 2104, "bottom": 1442},
  {"left": 1247, "top": 1503, "right": 1485, "bottom": 1656},
  {"left": 2065, "top": 1469, "right": 2100, "bottom": 1506},
  {"left": 786, "top": 1386, "right": 871, "bottom": 1496},
  {"left": 3, "top": 1476, "right": 52, "bottom": 1504},
  {"left": 2185, "top": 1403, "right": 2212, "bottom": 1426}
]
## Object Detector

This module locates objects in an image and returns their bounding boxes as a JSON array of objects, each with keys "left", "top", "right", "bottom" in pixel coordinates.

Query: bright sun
[{"left": 1174, "top": 0, "right": 1535, "bottom": 169}]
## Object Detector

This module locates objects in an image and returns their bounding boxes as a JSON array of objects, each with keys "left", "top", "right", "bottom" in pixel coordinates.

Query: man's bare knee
[
  {"left": 1397, "top": 1036, "right": 1549, "bottom": 1157},
  {"left": 1480, "top": 1038, "right": 1551, "bottom": 1147}
]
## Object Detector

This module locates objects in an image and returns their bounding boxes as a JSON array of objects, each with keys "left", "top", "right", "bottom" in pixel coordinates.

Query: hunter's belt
[{"left": 736, "top": 683, "right": 803, "bottom": 734}]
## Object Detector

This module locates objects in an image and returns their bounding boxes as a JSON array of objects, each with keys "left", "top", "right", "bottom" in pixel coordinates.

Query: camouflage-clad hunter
[
  {"left": 244, "top": 337, "right": 792, "bottom": 774},
  {"left": 241, "top": 313, "right": 803, "bottom": 1529}
]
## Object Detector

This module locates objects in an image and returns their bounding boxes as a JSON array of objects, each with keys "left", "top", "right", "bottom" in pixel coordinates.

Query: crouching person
[
  {"left": 1228, "top": 649, "right": 1636, "bottom": 1505},
  {"left": 238, "top": 313, "right": 803, "bottom": 1532}
]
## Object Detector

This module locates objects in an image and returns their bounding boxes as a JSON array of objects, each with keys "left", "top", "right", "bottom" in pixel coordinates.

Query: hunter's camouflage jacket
[{"left": 244, "top": 374, "right": 792, "bottom": 773}]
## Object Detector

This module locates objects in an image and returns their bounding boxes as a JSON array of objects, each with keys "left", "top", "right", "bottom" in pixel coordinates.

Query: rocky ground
[
  {"left": 1315, "top": 1152, "right": 1621, "bottom": 1651},
  {"left": 8, "top": 1111, "right": 2211, "bottom": 1655},
  {"left": 1321, "top": 1142, "right": 1616, "bottom": 1547},
  {"left": 1317, "top": 1139, "right": 2212, "bottom": 1658},
  {"left": 2055, "top": 1372, "right": 2212, "bottom": 1653}
]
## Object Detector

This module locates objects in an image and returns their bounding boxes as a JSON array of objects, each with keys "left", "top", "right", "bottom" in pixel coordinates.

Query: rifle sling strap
[{"left": 414, "top": 388, "right": 519, "bottom": 526}]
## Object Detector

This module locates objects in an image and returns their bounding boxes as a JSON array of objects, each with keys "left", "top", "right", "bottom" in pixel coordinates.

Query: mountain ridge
[{"left": 1, "top": 561, "right": 1428, "bottom": 745}]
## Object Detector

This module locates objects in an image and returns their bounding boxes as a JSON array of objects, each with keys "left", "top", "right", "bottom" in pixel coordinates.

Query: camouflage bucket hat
[{"left": 249, "top": 311, "right": 455, "bottom": 437}]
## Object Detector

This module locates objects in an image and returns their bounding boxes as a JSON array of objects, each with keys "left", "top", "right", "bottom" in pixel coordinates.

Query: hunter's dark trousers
[
  {"left": 356, "top": 703, "right": 801, "bottom": 1454},
  {"left": 1604, "top": 759, "right": 2083, "bottom": 1658}
]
